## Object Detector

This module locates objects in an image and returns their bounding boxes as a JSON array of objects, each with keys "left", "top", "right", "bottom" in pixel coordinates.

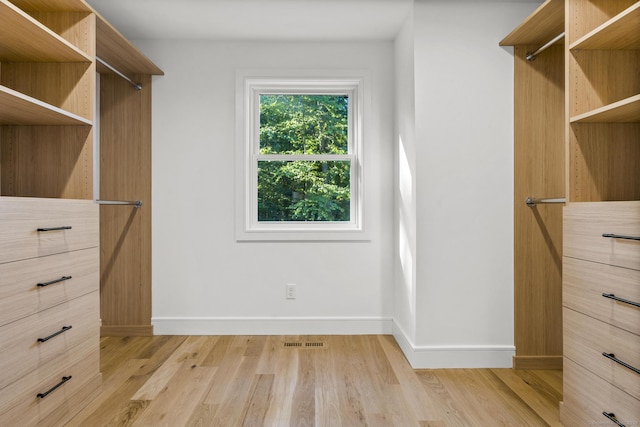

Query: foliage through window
[{"left": 258, "top": 95, "right": 351, "bottom": 222}]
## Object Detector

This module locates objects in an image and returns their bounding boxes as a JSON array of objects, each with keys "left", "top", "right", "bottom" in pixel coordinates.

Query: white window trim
[{"left": 235, "top": 71, "right": 369, "bottom": 241}]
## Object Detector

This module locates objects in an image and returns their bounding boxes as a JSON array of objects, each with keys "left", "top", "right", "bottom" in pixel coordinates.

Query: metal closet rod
[
  {"left": 526, "top": 32, "right": 565, "bottom": 62},
  {"left": 526, "top": 197, "right": 566, "bottom": 207},
  {"left": 96, "top": 199, "right": 142, "bottom": 208},
  {"left": 96, "top": 57, "right": 142, "bottom": 91}
]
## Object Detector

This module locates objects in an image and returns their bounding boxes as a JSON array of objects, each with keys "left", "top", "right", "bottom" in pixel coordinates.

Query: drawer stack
[
  {"left": 561, "top": 201, "right": 640, "bottom": 426},
  {"left": 0, "top": 197, "right": 101, "bottom": 426}
]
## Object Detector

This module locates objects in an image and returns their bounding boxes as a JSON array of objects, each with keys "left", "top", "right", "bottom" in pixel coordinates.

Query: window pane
[
  {"left": 259, "top": 95, "right": 348, "bottom": 155},
  {"left": 258, "top": 160, "right": 351, "bottom": 222}
]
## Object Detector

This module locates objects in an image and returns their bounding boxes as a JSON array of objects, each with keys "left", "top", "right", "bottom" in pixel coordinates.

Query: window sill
[{"left": 235, "top": 227, "right": 371, "bottom": 242}]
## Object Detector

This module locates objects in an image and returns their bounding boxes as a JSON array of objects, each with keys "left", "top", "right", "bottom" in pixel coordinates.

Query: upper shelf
[
  {"left": 0, "top": 85, "right": 93, "bottom": 126},
  {"left": 96, "top": 13, "right": 164, "bottom": 76},
  {"left": 570, "top": 3, "right": 640, "bottom": 50},
  {"left": 0, "top": 0, "right": 91, "bottom": 62},
  {"left": 8, "top": 0, "right": 91, "bottom": 12},
  {"left": 570, "top": 94, "right": 640, "bottom": 123},
  {"left": 500, "top": 0, "right": 564, "bottom": 46}
]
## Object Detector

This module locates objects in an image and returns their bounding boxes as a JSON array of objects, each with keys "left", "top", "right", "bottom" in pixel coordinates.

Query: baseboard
[
  {"left": 512, "top": 355, "right": 563, "bottom": 370},
  {"left": 392, "top": 321, "right": 515, "bottom": 369},
  {"left": 101, "top": 325, "right": 154, "bottom": 336},
  {"left": 151, "top": 316, "right": 393, "bottom": 335}
]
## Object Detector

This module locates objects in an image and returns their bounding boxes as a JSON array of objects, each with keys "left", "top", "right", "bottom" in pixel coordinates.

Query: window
[{"left": 237, "top": 76, "right": 365, "bottom": 240}]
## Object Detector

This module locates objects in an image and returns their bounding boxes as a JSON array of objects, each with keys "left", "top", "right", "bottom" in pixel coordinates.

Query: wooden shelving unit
[
  {"left": 0, "top": 85, "right": 92, "bottom": 125},
  {"left": 570, "top": 94, "right": 640, "bottom": 123},
  {"left": 0, "top": 0, "right": 91, "bottom": 62},
  {"left": 570, "top": 2, "right": 640, "bottom": 50}
]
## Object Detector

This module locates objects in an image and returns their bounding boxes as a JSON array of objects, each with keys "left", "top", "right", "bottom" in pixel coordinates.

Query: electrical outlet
[{"left": 286, "top": 284, "right": 297, "bottom": 300}]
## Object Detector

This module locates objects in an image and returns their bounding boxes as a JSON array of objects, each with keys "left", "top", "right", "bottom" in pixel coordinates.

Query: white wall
[
  {"left": 393, "top": 1, "right": 542, "bottom": 367},
  {"left": 135, "top": 40, "right": 395, "bottom": 334}
]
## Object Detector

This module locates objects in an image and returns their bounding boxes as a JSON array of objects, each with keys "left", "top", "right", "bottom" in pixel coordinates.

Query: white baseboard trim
[
  {"left": 152, "top": 316, "right": 393, "bottom": 336},
  {"left": 392, "top": 321, "right": 515, "bottom": 369}
]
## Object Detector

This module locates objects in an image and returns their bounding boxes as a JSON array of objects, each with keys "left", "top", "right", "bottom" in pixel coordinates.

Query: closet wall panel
[
  {"left": 99, "top": 73, "right": 152, "bottom": 336},
  {"left": 512, "top": 43, "right": 564, "bottom": 369}
]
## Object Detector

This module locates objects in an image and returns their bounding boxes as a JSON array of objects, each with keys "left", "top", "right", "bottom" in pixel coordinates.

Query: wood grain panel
[
  {"left": 99, "top": 73, "right": 153, "bottom": 335},
  {"left": 0, "top": 291, "right": 99, "bottom": 390},
  {"left": 564, "top": 308, "right": 640, "bottom": 400},
  {"left": 10, "top": 0, "right": 91, "bottom": 12},
  {"left": 513, "top": 43, "right": 564, "bottom": 367},
  {"left": 571, "top": 2, "right": 640, "bottom": 49},
  {"left": 561, "top": 358, "right": 640, "bottom": 427},
  {"left": 499, "top": 0, "right": 564, "bottom": 46},
  {"left": 96, "top": 14, "right": 163, "bottom": 76},
  {"left": 0, "top": 247, "right": 98, "bottom": 327},
  {"left": 564, "top": 201, "right": 640, "bottom": 269},
  {"left": 568, "top": 123, "right": 640, "bottom": 202},
  {"left": 0, "top": 347, "right": 100, "bottom": 427},
  {"left": 567, "top": 0, "right": 637, "bottom": 44},
  {"left": 0, "top": 85, "right": 92, "bottom": 125},
  {"left": 571, "top": 94, "right": 640, "bottom": 123},
  {"left": 0, "top": 197, "right": 98, "bottom": 263},
  {"left": 0, "top": 1, "right": 91, "bottom": 62},
  {"left": 564, "top": 257, "right": 640, "bottom": 336}
]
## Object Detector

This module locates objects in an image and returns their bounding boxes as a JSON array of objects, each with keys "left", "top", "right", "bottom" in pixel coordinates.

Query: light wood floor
[{"left": 67, "top": 335, "right": 563, "bottom": 426}]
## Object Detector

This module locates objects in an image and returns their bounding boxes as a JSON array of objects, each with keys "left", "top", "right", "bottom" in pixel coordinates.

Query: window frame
[{"left": 236, "top": 74, "right": 366, "bottom": 241}]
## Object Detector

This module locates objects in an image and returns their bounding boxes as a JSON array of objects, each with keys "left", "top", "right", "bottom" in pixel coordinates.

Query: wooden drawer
[
  {"left": 564, "top": 257, "right": 640, "bottom": 335},
  {"left": 564, "top": 201, "right": 640, "bottom": 270},
  {"left": 0, "top": 291, "right": 99, "bottom": 390},
  {"left": 0, "top": 347, "right": 100, "bottom": 427},
  {"left": 564, "top": 308, "right": 640, "bottom": 400},
  {"left": 562, "top": 358, "right": 640, "bottom": 427},
  {"left": 0, "top": 247, "right": 98, "bottom": 327},
  {"left": 0, "top": 197, "right": 99, "bottom": 264}
]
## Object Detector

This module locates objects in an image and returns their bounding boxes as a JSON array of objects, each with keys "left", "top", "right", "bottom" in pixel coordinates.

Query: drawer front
[
  {"left": 0, "top": 347, "right": 100, "bottom": 427},
  {"left": 564, "top": 201, "right": 640, "bottom": 270},
  {"left": 0, "top": 197, "right": 99, "bottom": 264},
  {"left": 563, "top": 358, "right": 640, "bottom": 427},
  {"left": 0, "top": 247, "right": 99, "bottom": 327},
  {"left": 0, "top": 291, "right": 99, "bottom": 390},
  {"left": 564, "top": 308, "right": 640, "bottom": 400},
  {"left": 564, "top": 257, "right": 640, "bottom": 335}
]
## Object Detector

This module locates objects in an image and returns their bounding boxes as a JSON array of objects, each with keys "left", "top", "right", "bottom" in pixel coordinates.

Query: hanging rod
[
  {"left": 526, "top": 197, "right": 566, "bottom": 207},
  {"left": 96, "top": 199, "right": 142, "bottom": 208},
  {"left": 526, "top": 32, "right": 565, "bottom": 61},
  {"left": 96, "top": 57, "right": 142, "bottom": 91}
]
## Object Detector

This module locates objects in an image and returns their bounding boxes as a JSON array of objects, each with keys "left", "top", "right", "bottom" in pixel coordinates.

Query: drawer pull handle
[
  {"left": 602, "top": 293, "right": 640, "bottom": 308},
  {"left": 602, "top": 352, "right": 640, "bottom": 375},
  {"left": 37, "top": 376, "right": 72, "bottom": 399},
  {"left": 602, "top": 233, "right": 640, "bottom": 241},
  {"left": 602, "top": 412, "right": 625, "bottom": 427},
  {"left": 37, "top": 276, "right": 72, "bottom": 287},
  {"left": 37, "top": 325, "right": 72, "bottom": 343},
  {"left": 37, "top": 226, "right": 72, "bottom": 232}
]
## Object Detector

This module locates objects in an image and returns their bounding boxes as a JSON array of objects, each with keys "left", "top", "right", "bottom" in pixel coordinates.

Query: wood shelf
[
  {"left": 500, "top": 0, "right": 564, "bottom": 46},
  {"left": 570, "top": 3, "right": 640, "bottom": 50},
  {"left": 9, "top": 0, "right": 91, "bottom": 12},
  {"left": 96, "top": 13, "right": 164, "bottom": 76},
  {"left": 570, "top": 94, "right": 640, "bottom": 123},
  {"left": 0, "top": 85, "right": 92, "bottom": 125},
  {"left": 0, "top": 0, "right": 91, "bottom": 62}
]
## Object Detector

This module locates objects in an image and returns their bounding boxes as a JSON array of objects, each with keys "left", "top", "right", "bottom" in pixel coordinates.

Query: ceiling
[{"left": 87, "top": 0, "right": 416, "bottom": 42}]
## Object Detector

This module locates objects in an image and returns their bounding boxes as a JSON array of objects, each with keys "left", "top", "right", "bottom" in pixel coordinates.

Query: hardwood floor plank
[
  {"left": 291, "top": 350, "right": 316, "bottom": 427},
  {"left": 262, "top": 343, "right": 298, "bottom": 426},
  {"left": 240, "top": 374, "right": 275, "bottom": 427},
  {"left": 132, "top": 362, "right": 217, "bottom": 427},
  {"left": 131, "top": 335, "right": 214, "bottom": 400}
]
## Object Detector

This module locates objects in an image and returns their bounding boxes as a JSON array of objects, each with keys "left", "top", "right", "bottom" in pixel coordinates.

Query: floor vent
[{"left": 282, "top": 341, "right": 326, "bottom": 349}]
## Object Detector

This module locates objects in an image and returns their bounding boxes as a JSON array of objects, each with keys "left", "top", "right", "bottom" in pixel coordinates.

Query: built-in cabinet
[
  {"left": 503, "top": 0, "right": 639, "bottom": 425},
  {"left": 560, "top": 0, "right": 640, "bottom": 425},
  {"left": 0, "top": 0, "right": 161, "bottom": 424}
]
